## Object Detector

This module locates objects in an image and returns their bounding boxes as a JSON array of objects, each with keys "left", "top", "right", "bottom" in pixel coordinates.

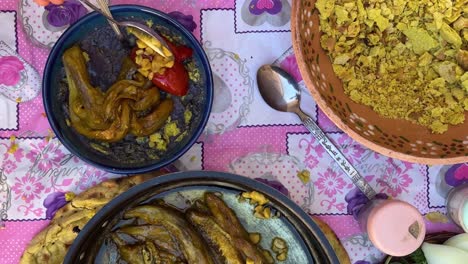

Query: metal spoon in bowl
[
  {"left": 79, "top": 0, "right": 172, "bottom": 59},
  {"left": 257, "top": 65, "right": 377, "bottom": 200},
  {"left": 95, "top": 0, "right": 123, "bottom": 40}
]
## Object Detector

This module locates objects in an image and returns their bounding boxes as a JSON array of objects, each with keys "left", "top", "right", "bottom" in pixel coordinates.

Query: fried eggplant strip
[
  {"left": 131, "top": 87, "right": 161, "bottom": 111},
  {"left": 130, "top": 98, "right": 173, "bottom": 136},
  {"left": 232, "top": 237, "right": 267, "bottom": 264},
  {"left": 204, "top": 193, "right": 268, "bottom": 263},
  {"left": 63, "top": 46, "right": 109, "bottom": 131},
  {"left": 116, "top": 224, "right": 182, "bottom": 257},
  {"left": 71, "top": 100, "right": 131, "bottom": 142},
  {"left": 124, "top": 205, "right": 214, "bottom": 264},
  {"left": 187, "top": 210, "right": 244, "bottom": 264},
  {"left": 64, "top": 46, "right": 170, "bottom": 142},
  {"left": 204, "top": 193, "right": 250, "bottom": 239}
]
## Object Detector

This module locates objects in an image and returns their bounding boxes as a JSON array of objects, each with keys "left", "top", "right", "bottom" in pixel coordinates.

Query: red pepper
[
  {"left": 151, "top": 61, "right": 189, "bottom": 96},
  {"left": 166, "top": 41, "right": 193, "bottom": 62},
  {"left": 130, "top": 47, "right": 138, "bottom": 61}
]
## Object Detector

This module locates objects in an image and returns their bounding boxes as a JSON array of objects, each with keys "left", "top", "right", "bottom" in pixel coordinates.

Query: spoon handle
[
  {"left": 297, "top": 111, "right": 377, "bottom": 200},
  {"left": 79, "top": 0, "right": 120, "bottom": 25},
  {"left": 96, "top": 0, "right": 123, "bottom": 40}
]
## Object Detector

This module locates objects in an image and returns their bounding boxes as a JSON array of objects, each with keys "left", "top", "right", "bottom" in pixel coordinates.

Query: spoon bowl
[
  {"left": 257, "top": 65, "right": 377, "bottom": 200},
  {"left": 257, "top": 65, "right": 301, "bottom": 113}
]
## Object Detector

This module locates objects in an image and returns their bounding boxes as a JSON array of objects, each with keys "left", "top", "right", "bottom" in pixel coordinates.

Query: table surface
[{"left": 0, "top": 1, "right": 464, "bottom": 263}]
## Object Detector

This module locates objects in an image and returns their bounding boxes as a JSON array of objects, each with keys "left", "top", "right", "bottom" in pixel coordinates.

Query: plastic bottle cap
[{"left": 367, "top": 200, "right": 425, "bottom": 257}]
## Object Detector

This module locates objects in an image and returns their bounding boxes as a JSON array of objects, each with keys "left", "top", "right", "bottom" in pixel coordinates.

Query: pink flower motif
[
  {"left": 304, "top": 154, "right": 320, "bottom": 169},
  {"left": 316, "top": 168, "right": 347, "bottom": 197},
  {"left": 26, "top": 139, "right": 65, "bottom": 171},
  {"left": 335, "top": 203, "right": 345, "bottom": 211},
  {"left": 3, "top": 146, "right": 25, "bottom": 162},
  {"left": 280, "top": 55, "right": 302, "bottom": 82},
  {"left": 3, "top": 160, "right": 17, "bottom": 174},
  {"left": 337, "top": 134, "right": 366, "bottom": 161},
  {"left": 0, "top": 56, "right": 24, "bottom": 86},
  {"left": 377, "top": 160, "right": 413, "bottom": 197},
  {"left": 12, "top": 175, "right": 45, "bottom": 203},
  {"left": 12, "top": 147, "right": 24, "bottom": 162},
  {"left": 299, "top": 137, "right": 325, "bottom": 158}
]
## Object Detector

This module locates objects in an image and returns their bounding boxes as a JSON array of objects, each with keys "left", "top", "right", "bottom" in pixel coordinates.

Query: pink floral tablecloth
[{"left": 0, "top": 1, "right": 465, "bottom": 263}]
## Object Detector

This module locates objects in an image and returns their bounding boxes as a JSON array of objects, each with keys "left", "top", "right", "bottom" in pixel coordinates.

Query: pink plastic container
[{"left": 358, "top": 199, "right": 426, "bottom": 256}]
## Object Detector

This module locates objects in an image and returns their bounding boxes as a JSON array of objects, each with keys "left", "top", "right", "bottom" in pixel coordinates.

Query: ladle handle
[{"left": 297, "top": 111, "right": 377, "bottom": 200}]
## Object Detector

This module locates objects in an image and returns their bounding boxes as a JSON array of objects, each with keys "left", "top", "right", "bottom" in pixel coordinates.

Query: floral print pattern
[
  {"left": 241, "top": 0, "right": 291, "bottom": 27},
  {"left": 299, "top": 137, "right": 325, "bottom": 169},
  {"left": 43, "top": 191, "right": 75, "bottom": 219},
  {"left": 12, "top": 175, "right": 45, "bottom": 203},
  {"left": 316, "top": 168, "right": 347, "bottom": 197},
  {"left": 444, "top": 163, "right": 468, "bottom": 187},
  {"left": 249, "top": 0, "right": 282, "bottom": 15},
  {"left": 25, "top": 139, "right": 65, "bottom": 172},
  {"left": 44, "top": 0, "right": 87, "bottom": 28},
  {"left": 77, "top": 166, "right": 109, "bottom": 190},
  {"left": 0, "top": 56, "right": 25, "bottom": 86},
  {"left": 169, "top": 11, "right": 197, "bottom": 32},
  {"left": 336, "top": 134, "right": 366, "bottom": 163},
  {"left": 2, "top": 160, "right": 17, "bottom": 174},
  {"left": 376, "top": 159, "right": 413, "bottom": 197},
  {"left": 345, "top": 187, "right": 388, "bottom": 220}
]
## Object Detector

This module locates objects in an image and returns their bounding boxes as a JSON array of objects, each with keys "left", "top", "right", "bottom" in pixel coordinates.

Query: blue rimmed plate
[{"left": 64, "top": 171, "right": 340, "bottom": 263}]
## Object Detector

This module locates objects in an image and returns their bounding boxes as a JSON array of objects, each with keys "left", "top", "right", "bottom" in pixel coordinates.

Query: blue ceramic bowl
[{"left": 43, "top": 5, "right": 213, "bottom": 174}]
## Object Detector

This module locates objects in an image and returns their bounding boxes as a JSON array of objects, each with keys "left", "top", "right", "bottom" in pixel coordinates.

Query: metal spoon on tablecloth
[{"left": 256, "top": 65, "right": 377, "bottom": 200}]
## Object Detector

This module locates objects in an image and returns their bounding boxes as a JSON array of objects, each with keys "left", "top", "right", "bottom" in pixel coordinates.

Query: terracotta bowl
[{"left": 291, "top": 0, "right": 468, "bottom": 165}]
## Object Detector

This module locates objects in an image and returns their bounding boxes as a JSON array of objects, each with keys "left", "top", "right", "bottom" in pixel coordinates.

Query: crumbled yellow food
[
  {"left": 64, "top": 192, "right": 75, "bottom": 201},
  {"left": 316, "top": 0, "right": 467, "bottom": 133},
  {"left": 8, "top": 143, "right": 18, "bottom": 154},
  {"left": 242, "top": 191, "right": 271, "bottom": 219},
  {"left": 164, "top": 121, "right": 180, "bottom": 138},
  {"left": 242, "top": 191, "right": 269, "bottom": 205},
  {"left": 249, "top": 233, "right": 261, "bottom": 244},
  {"left": 254, "top": 205, "right": 271, "bottom": 219},
  {"left": 149, "top": 132, "right": 167, "bottom": 151},
  {"left": 184, "top": 109, "right": 192, "bottom": 124},
  {"left": 271, "top": 237, "right": 289, "bottom": 261},
  {"left": 276, "top": 252, "right": 287, "bottom": 261},
  {"left": 128, "top": 28, "right": 174, "bottom": 79},
  {"left": 297, "top": 170, "right": 311, "bottom": 184}
]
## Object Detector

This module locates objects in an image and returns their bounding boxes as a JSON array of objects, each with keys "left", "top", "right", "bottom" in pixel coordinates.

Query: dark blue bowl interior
[{"left": 43, "top": 5, "right": 213, "bottom": 174}]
